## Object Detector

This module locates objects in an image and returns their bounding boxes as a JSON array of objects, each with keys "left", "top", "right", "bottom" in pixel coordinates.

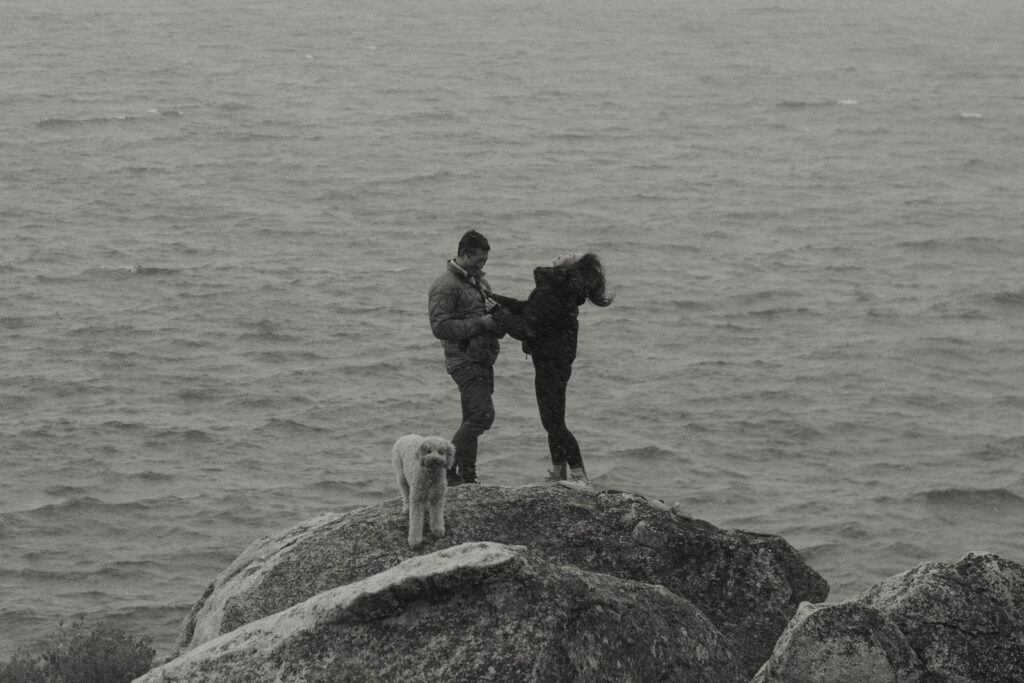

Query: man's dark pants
[{"left": 449, "top": 363, "right": 494, "bottom": 483}]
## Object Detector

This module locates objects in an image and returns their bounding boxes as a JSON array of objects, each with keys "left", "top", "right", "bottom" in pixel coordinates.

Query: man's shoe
[
  {"left": 457, "top": 466, "right": 477, "bottom": 484},
  {"left": 446, "top": 468, "right": 463, "bottom": 487}
]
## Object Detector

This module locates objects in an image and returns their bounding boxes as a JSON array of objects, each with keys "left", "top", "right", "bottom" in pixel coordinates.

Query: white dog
[{"left": 391, "top": 434, "right": 455, "bottom": 547}]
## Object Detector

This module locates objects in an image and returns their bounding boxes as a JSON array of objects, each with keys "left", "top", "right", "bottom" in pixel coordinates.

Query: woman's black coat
[{"left": 491, "top": 266, "right": 585, "bottom": 365}]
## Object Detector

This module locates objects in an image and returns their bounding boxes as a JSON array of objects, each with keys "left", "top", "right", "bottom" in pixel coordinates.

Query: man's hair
[{"left": 457, "top": 230, "right": 490, "bottom": 256}]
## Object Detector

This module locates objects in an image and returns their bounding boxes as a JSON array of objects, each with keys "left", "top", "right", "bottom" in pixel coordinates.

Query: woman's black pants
[{"left": 533, "top": 358, "right": 583, "bottom": 471}]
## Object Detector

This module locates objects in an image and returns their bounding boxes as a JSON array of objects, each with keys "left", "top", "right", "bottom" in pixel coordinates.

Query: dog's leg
[
  {"left": 397, "top": 472, "right": 410, "bottom": 513},
  {"left": 427, "top": 496, "right": 446, "bottom": 538},
  {"left": 407, "top": 493, "right": 425, "bottom": 547},
  {"left": 393, "top": 445, "right": 410, "bottom": 513}
]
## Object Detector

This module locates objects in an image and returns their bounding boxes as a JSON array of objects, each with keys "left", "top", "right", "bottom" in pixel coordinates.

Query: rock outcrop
[
  {"left": 170, "top": 484, "right": 827, "bottom": 677},
  {"left": 138, "top": 481, "right": 1024, "bottom": 682},
  {"left": 860, "top": 552, "right": 1024, "bottom": 681},
  {"left": 137, "top": 542, "right": 745, "bottom": 682},
  {"left": 751, "top": 600, "right": 926, "bottom": 682},
  {"left": 754, "top": 552, "right": 1024, "bottom": 682}
]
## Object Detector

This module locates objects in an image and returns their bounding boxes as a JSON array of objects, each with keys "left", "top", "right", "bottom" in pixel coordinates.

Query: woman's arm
[
  {"left": 490, "top": 305, "right": 531, "bottom": 341},
  {"left": 489, "top": 293, "right": 524, "bottom": 314}
]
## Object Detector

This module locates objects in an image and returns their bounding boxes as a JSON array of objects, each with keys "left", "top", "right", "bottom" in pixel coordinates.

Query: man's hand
[{"left": 479, "top": 314, "right": 496, "bottom": 331}]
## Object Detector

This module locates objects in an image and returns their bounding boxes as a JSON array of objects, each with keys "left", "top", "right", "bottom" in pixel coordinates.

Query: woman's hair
[{"left": 565, "top": 252, "right": 613, "bottom": 306}]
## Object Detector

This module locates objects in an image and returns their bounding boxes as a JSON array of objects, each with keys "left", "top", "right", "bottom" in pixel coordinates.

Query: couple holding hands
[{"left": 427, "top": 229, "right": 613, "bottom": 487}]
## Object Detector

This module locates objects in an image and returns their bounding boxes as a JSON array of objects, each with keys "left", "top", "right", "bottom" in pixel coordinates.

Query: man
[{"left": 428, "top": 229, "right": 503, "bottom": 485}]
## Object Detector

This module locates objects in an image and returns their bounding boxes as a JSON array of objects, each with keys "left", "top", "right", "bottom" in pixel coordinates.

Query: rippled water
[{"left": 2, "top": 0, "right": 1023, "bottom": 661}]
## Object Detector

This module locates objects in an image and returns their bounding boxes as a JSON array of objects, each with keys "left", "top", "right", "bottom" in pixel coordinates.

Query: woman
[{"left": 490, "top": 252, "right": 613, "bottom": 483}]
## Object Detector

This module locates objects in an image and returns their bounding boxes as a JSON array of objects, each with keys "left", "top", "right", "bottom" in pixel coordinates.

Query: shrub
[
  {"left": 0, "top": 649, "right": 47, "bottom": 683},
  {"left": 0, "top": 620, "right": 155, "bottom": 683}
]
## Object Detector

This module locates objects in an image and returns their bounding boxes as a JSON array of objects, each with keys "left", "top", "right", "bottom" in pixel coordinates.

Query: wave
[
  {"left": 341, "top": 360, "right": 403, "bottom": 377},
  {"left": 0, "top": 560, "right": 160, "bottom": 584},
  {"left": 239, "top": 350, "right": 290, "bottom": 364},
  {"left": 747, "top": 306, "right": 819, "bottom": 318},
  {"left": 35, "top": 105, "right": 186, "bottom": 128},
  {"left": 238, "top": 332, "right": 301, "bottom": 344},
  {"left": 1, "top": 496, "right": 190, "bottom": 535},
  {"left": 740, "top": 4, "right": 801, "bottom": 14},
  {"left": 34, "top": 265, "right": 181, "bottom": 285},
  {"left": 495, "top": 208, "right": 576, "bottom": 222},
  {"left": 912, "top": 487, "right": 1024, "bottom": 509},
  {"left": 315, "top": 189, "right": 360, "bottom": 202},
  {"left": 68, "top": 323, "right": 142, "bottom": 338},
  {"left": 546, "top": 132, "right": 595, "bottom": 142},
  {"left": 965, "top": 438, "right": 1024, "bottom": 461},
  {"left": 145, "top": 428, "right": 213, "bottom": 444},
  {"left": 213, "top": 130, "right": 288, "bottom": 143},
  {"left": 17, "top": 418, "right": 86, "bottom": 437},
  {"left": 120, "top": 265, "right": 180, "bottom": 276},
  {"left": 0, "top": 567, "right": 93, "bottom": 583},
  {"left": 36, "top": 115, "right": 142, "bottom": 128},
  {"left": 992, "top": 291, "right": 1024, "bottom": 307},
  {"left": 98, "top": 420, "right": 148, "bottom": 431},
  {"left": 927, "top": 289, "right": 1024, "bottom": 317},
  {"left": 0, "top": 315, "right": 29, "bottom": 331},
  {"left": 228, "top": 395, "right": 285, "bottom": 409},
  {"left": 91, "top": 559, "right": 165, "bottom": 581},
  {"left": 777, "top": 98, "right": 858, "bottom": 109},
  {"left": 372, "top": 170, "right": 456, "bottom": 186},
  {"left": 610, "top": 445, "right": 682, "bottom": 461},
  {"left": 897, "top": 235, "right": 1010, "bottom": 254},
  {"left": 176, "top": 387, "right": 218, "bottom": 402},
  {"left": 729, "top": 289, "right": 805, "bottom": 303},
  {"left": 798, "top": 541, "right": 844, "bottom": 562},
  {"left": 259, "top": 418, "right": 329, "bottom": 434},
  {"left": 132, "top": 470, "right": 177, "bottom": 483},
  {"left": 670, "top": 299, "right": 712, "bottom": 312},
  {"left": 43, "top": 484, "right": 89, "bottom": 498},
  {"left": 237, "top": 319, "right": 300, "bottom": 343},
  {"left": 310, "top": 480, "right": 366, "bottom": 494},
  {"left": 389, "top": 110, "right": 466, "bottom": 124},
  {"left": 330, "top": 302, "right": 388, "bottom": 315}
]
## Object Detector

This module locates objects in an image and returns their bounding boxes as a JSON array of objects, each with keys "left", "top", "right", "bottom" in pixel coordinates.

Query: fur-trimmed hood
[{"left": 531, "top": 266, "right": 585, "bottom": 305}]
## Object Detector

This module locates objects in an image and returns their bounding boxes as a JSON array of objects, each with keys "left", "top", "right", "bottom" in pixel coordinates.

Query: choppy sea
[{"left": 2, "top": 0, "right": 1023, "bottom": 661}]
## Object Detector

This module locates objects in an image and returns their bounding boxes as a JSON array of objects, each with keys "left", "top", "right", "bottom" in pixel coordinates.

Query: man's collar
[{"left": 447, "top": 259, "right": 484, "bottom": 279}]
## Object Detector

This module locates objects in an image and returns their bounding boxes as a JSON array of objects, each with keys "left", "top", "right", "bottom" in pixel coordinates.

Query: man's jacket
[{"left": 428, "top": 260, "right": 503, "bottom": 372}]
